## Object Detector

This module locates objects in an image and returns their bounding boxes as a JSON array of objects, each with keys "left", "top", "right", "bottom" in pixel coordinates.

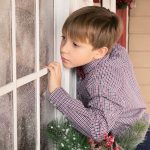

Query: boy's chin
[
  {"left": 62, "top": 64, "right": 74, "bottom": 69},
  {"left": 62, "top": 63, "right": 81, "bottom": 69}
]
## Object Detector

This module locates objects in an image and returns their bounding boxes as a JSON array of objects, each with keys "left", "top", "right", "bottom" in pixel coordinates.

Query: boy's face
[{"left": 60, "top": 36, "right": 97, "bottom": 69}]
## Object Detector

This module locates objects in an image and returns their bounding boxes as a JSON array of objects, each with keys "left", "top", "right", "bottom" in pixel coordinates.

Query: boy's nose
[{"left": 60, "top": 42, "right": 70, "bottom": 53}]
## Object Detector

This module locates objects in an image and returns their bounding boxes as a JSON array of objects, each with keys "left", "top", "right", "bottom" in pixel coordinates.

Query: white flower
[
  {"left": 65, "top": 128, "right": 70, "bottom": 134},
  {"left": 73, "top": 137, "right": 76, "bottom": 140},
  {"left": 61, "top": 143, "right": 64, "bottom": 147}
]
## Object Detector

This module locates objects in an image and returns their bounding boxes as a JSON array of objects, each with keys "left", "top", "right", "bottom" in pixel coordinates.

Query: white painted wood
[
  {"left": 126, "top": 6, "right": 129, "bottom": 50},
  {"left": 11, "top": 0, "right": 17, "bottom": 149},
  {"left": 102, "top": 0, "right": 116, "bottom": 12},
  {"left": 53, "top": 0, "right": 70, "bottom": 119},
  {"left": 110, "top": 0, "right": 116, "bottom": 12},
  {"left": 17, "top": 69, "right": 47, "bottom": 87},
  {"left": 54, "top": 0, "right": 70, "bottom": 93},
  {"left": 0, "top": 82, "right": 14, "bottom": 96},
  {"left": 0, "top": 68, "right": 48, "bottom": 97},
  {"left": 35, "top": 0, "right": 40, "bottom": 149},
  {"left": 70, "top": 0, "right": 93, "bottom": 12},
  {"left": 102, "top": 0, "right": 111, "bottom": 9}
]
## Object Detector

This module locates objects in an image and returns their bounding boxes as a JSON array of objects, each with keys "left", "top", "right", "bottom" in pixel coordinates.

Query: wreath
[
  {"left": 46, "top": 118, "right": 148, "bottom": 150},
  {"left": 116, "top": 0, "right": 134, "bottom": 9}
]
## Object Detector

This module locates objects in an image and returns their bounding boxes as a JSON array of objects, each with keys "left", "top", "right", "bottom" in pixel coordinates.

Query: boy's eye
[
  {"left": 61, "top": 35, "right": 66, "bottom": 40},
  {"left": 73, "top": 42, "right": 79, "bottom": 47}
]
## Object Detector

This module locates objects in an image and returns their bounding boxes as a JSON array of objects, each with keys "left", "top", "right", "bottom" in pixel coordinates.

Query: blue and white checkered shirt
[{"left": 47, "top": 44, "right": 149, "bottom": 141}]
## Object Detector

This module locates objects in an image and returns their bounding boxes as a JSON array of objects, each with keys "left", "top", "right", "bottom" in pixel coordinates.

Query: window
[{"left": 0, "top": 0, "right": 54, "bottom": 149}]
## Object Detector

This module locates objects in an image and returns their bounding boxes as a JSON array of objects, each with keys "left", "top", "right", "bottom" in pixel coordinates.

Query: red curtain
[
  {"left": 93, "top": 0, "right": 100, "bottom": 3},
  {"left": 116, "top": 8, "right": 128, "bottom": 48}
]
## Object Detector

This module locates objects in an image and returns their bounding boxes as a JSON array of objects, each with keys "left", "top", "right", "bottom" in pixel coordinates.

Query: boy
[{"left": 46, "top": 6, "right": 149, "bottom": 147}]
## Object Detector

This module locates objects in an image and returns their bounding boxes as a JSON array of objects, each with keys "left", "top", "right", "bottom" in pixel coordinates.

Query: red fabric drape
[
  {"left": 93, "top": 0, "right": 100, "bottom": 3},
  {"left": 116, "top": 8, "right": 128, "bottom": 48}
]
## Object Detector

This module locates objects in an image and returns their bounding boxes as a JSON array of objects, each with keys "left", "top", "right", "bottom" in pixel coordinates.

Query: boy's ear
[{"left": 93, "top": 47, "right": 108, "bottom": 59}]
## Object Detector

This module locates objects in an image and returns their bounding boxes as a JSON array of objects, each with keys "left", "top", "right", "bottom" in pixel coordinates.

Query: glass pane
[
  {"left": 0, "top": 92, "right": 13, "bottom": 150},
  {"left": 40, "top": 75, "right": 55, "bottom": 150},
  {"left": 17, "top": 81, "right": 36, "bottom": 150},
  {"left": 16, "top": 0, "right": 35, "bottom": 78},
  {"left": 39, "top": 0, "right": 54, "bottom": 69},
  {"left": 0, "top": 0, "right": 12, "bottom": 87}
]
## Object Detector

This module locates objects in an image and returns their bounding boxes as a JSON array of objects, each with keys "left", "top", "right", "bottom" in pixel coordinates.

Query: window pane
[
  {"left": 17, "top": 81, "right": 36, "bottom": 150},
  {"left": 16, "top": 0, "right": 35, "bottom": 78},
  {"left": 0, "top": 0, "right": 12, "bottom": 87},
  {"left": 40, "top": 0, "right": 54, "bottom": 69},
  {"left": 40, "top": 75, "right": 55, "bottom": 150},
  {"left": 0, "top": 92, "right": 13, "bottom": 150}
]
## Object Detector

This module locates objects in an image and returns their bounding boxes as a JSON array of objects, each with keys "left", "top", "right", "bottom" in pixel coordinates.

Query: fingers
[
  {"left": 46, "top": 61, "right": 60, "bottom": 68},
  {"left": 46, "top": 62, "right": 61, "bottom": 74},
  {"left": 46, "top": 62, "right": 62, "bottom": 93}
]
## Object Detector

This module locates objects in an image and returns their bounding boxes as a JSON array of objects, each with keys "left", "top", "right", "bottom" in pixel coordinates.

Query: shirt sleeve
[{"left": 46, "top": 86, "right": 124, "bottom": 142}]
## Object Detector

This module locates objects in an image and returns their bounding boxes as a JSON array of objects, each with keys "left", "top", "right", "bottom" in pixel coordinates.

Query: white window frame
[{"left": 0, "top": 0, "right": 48, "bottom": 149}]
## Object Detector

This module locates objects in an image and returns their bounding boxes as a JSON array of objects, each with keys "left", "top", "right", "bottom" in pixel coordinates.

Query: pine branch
[
  {"left": 47, "top": 119, "right": 90, "bottom": 150},
  {"left": 116, "top": 120, "right": 149, "bottom": 150}
]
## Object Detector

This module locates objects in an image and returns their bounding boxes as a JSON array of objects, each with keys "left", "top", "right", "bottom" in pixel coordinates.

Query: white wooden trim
[
  {"left": 54, "top": 0, "right": 70, "bottom": 119},
  {"left": 0, "top": 82, "right": 14, "bottom": 96},
  {"left": 102, "top": 0, "right": 111, "bottom": 9},
  {"left": 0, "top": 68, "right": 48, "bottom": 96},
  {"left": 35, "top": 0, "right": 40, "bottom": 149},
  {"left": 126, "top": 6, "right": 129, "bottom": 51},
  {"left": 102, "top": 0, "right": 116, "bottom": 12},
  {"left": 17, "top": 73, "right": 39, "bottom": 88},
  {"left": 11, "top": 0, "right": 17, "bottom": 149},
  {"left": 110, "top": 0, "right": 116, "bottom": 12}
]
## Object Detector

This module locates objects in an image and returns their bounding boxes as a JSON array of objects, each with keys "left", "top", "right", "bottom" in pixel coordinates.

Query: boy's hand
[{"left": 46, "top": 62, "right": 61, "bottom": 93}]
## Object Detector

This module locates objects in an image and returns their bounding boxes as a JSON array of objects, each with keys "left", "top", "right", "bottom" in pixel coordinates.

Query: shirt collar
[
  {"left": 76, "top": 54, "right": 109, "bottom": 79},
  {"left": 76, "top": 60, "right": 99, "bottom": 79},
  {"left": 83, "top": 54, "right": 109, "bottom": 75},
  {"left": 81, "top": 44, "right": 119, "bottom": 75},
  {"left": 82, "top": 59, "right": 100, "bottom": 75}
]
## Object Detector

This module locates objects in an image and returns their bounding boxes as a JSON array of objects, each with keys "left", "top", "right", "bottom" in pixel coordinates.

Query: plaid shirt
[{"left": 47, "top": 44, "right": 148, "bottom": 141}]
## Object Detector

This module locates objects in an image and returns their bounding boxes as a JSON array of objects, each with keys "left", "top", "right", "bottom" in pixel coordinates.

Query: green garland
[
  {"left": 47, "top": 119, "right": 90, "bottom": 150},
  {"left": 116, "top": 120, "right": 149, "bottom": 150},
  {"left": 47, "top": 118, "right": 149, "bottom": 150}
]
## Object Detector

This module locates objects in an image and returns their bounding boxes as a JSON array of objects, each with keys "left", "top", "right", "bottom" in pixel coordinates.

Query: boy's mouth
[{"left": 61, "top": 56, "right": 69, "bottom": 62}]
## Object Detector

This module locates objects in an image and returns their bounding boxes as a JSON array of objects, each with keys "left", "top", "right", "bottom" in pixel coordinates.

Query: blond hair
[{"left": 62, "top": 6, "right": 123, "bottom": 52}]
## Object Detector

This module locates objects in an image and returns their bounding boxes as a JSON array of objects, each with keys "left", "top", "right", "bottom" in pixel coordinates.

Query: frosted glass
[
  {"left": 17, "top": 81, "right": 36, "bottom": 150},
  {"left": 16, "top": 0, "right": 35, "bottom": 78},
  {"left": 0, "top": 92, "right": 13, "bottom": 150},
  {"left": 40, "top": 75, "right": 55, "bottom": 150},
  {"left": 0, "top": 0, "right": 12, "bottom": 87},
  {"left": 39, "top": 0, "right": 54, "bottom": 69}
]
